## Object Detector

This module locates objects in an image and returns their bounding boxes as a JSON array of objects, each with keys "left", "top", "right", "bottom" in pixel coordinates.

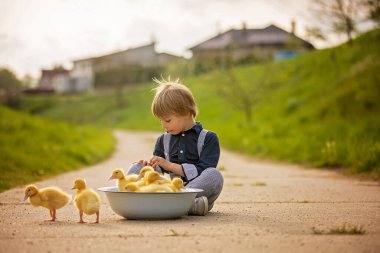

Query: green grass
[
  {"left": 12, "top": 28, "right": 380, "bottom": 179},
  {"left": 14, "top": 86, "right": 160, "bottom": 131},
  {"left": 0, "top": 105, "right": 115, "bottom": 192},
  {"left": 191, "top": 29, "right": 380, "bottom": 178}
]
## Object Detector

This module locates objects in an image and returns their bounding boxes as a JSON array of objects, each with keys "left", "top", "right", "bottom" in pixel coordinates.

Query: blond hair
[{"left": 151, "top": 77, "right": 197, "bottom": 118}]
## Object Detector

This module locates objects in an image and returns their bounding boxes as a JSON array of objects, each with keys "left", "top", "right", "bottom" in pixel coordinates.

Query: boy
[{"left": 127, "top": 78, "right": 224, "bottom": 216}]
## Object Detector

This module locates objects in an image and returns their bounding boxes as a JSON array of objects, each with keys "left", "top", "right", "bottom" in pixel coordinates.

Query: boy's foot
[{"left": 188, "top": 196, "right": 208, "bottom": 216}]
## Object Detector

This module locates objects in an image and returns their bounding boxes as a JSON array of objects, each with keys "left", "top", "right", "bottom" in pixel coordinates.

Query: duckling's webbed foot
[
  {"left": 92, "top": 211, "right": 99, "bottom": 224},
  {"left": 78, "top": 211, "right": 86, "bottom": 223},
  {"left": 52, "top": 209, "right": 57, "bottom": 221},
  {"left": 45, "top": 209, "right": 56, "bottom": 221}
]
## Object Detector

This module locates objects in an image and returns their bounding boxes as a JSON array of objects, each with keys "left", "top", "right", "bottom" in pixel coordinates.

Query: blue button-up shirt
[{"left": 153, "top": 122, "right": 220, "bottom": 182}]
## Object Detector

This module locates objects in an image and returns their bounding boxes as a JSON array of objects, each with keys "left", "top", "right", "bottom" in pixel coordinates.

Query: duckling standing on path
[
  {"left": 109, "top": 168, "right": 139, "bottom": 191},
  {"left": 24, "top": 185, "right": 71, "bottom": 221},
  {"left": 72, "top": 178, "right": 100, "bottom": 223}
]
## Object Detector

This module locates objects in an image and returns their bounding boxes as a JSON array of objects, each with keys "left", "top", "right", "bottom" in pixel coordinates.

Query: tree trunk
[{"left": 345, "top": 16, "right": 353, "bottom": 44}]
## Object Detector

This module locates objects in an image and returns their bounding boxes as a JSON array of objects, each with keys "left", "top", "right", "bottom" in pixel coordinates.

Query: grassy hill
[
  {"left": 0, "top": 105, "right": 115, "bottom": 192},
  {"left": 13, "top": 29, "right": 380, "bottom": 178}
]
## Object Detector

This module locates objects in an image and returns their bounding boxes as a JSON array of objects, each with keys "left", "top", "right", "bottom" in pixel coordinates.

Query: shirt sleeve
[{"left": 182, "top": 131, "right": 220, "bottom": 181}]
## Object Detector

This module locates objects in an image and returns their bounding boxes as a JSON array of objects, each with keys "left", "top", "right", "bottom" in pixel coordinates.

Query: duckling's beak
[
  {"left": 108, "top": 175, "right": 115, "bottom": 180},
  {"left": 136, "top": 174, "right": 143, "bottom": 180},
  {"left": 71, "top": 186, "right": 76, "bottom": 190},
  {"left": 23, "top": 194, "right": 28, "bottom": 201}
]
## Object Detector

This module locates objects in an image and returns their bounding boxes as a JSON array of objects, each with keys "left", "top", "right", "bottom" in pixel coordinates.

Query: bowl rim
[{"left": 97, "top": 186, "right": 203, "bottom": 194}]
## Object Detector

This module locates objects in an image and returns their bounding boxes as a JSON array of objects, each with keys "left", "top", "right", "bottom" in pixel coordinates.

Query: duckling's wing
[
  {"left": 78, "top": 189, "right": 101, "bottom": 214},
  {"left": 125, "top": 174, "right": 139, "bottom": 182},
  {"left": 40, "top": 188, "right": 70, "bottom": 207},
  {"left": 118, "top": 179, "right": 129, "bottom": 191}
]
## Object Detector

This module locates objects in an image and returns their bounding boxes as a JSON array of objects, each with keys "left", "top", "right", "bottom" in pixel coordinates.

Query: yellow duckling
[
  {"left": 132, "top": 171, "right": 173, "bottom": 192},
  {"left": 169, "top": 177, "right": 184, "bottom": 192},
  {"left": 109, "top": 168, "right": 139, "bottom": 191},
  {"left": 137, "top": 166, "right": 155, "bottom": 179},
  {"left": 24, "top": 184, "right": 71, "bottom": 221},
  {"left": 140, "top": 183, "right": 174, "bottom": 192},
  {"left": 131, "top": 166, "right": 155, "bottom": 187},
  {"left": 144, "top": 171, "right": 161, "bottom": 185},
  {"left": 143, "top": 170, "right": 171, "bottom": 185},
  {"left": 124, "top": 182, "right": 140, "bottom": 192},
  {"left": 124, "top": 182, "right": 174, "bottom": 192},
  {"left": 124, "top": 170, "right": 179, "bottom": 193},
  {"left": 72, "top": 178, "right": 100, "bottom": 223}
]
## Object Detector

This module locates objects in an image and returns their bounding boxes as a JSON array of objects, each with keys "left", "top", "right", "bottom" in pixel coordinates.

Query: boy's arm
[{"left": 149, "top": 157, "right": 185, "bottom": 177}]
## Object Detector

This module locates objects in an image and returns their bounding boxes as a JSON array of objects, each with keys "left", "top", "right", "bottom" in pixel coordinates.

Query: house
[
  {"left": 189, "top": 22, "right": 314, "bottom": 63},
  {"left": 36, "top": 42, "right": 181, "bottom": 94},
  {"left": 91, "top": 43, "right": 179, "bottom": 71},
  {"left": 70, "top": 58, "right": 94, "bottom": 93},
  {"left": 38, "top": 66, "right": 71, "bottom": 93},
  {"left": 71, "top": 42, "right": 181, "bottom": 91}
]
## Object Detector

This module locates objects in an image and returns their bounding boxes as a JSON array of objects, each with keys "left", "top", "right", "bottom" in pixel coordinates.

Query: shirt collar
[{"left": 184, "top": 121, "right": 203, "bottom": 134}]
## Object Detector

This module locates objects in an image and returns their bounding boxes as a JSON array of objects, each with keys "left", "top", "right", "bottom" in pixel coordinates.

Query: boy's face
[{"left": 159, "top": 113, "right": 194, "bottom": 135}]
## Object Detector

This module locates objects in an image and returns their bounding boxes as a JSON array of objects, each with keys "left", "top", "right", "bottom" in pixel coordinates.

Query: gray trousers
[{"left": 127, "top": 163, "right": 224, "bottom": 211}]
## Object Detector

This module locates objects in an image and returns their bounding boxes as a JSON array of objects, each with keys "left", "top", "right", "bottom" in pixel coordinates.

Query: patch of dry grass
[
  {"left": 251, "top": 182, "right": 267, "bottom": 187},
  {"left": 166, "top": 229, "right": 188, "bottom": 237},
  {"left": 311, "top": 224, "right": 365, "bottom": 235}
]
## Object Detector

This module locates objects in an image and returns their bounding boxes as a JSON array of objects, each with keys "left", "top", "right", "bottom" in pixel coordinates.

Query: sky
[{"left": 0, "top": 0, "right": 342, "bottom": 78}]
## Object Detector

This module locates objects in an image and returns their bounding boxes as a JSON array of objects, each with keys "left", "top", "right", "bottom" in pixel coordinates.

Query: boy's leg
[
  {"left": 186, "top": 167, "right": 224, "bottom": 214},
  {"left": 126, "top": 163, "right": 144, "bottom": 175}
]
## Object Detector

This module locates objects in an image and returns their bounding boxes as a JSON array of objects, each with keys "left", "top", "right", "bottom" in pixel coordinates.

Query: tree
[
  {"left": 309, "top": 0, "right": 367, "bottom": 44},
  {"left": 365, "top": 0, "right": 380, "bottom": 24},
  {"left": 304, "top": 26, "right": 327, "bottom": 43},
  {"left": 21, "top": 74, "right": 35, "bottom": 88},
  {"left": 0, "top": 68, "right": 23, "bottom": 104},
  {"left": 216, "top": 70, "right": 266, "bottom": 124}
]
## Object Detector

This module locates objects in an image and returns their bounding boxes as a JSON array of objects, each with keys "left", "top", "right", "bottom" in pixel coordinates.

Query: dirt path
[{"left": 0, "top": 130, "right": 379, "bottom": 253}]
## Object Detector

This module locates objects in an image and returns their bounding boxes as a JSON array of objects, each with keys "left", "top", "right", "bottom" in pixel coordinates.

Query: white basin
[{"left": 98, "top": 186, "right": 202, "bottom": 219}]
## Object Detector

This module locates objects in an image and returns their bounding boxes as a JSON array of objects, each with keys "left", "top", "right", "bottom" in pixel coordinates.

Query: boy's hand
[
  {"left": 149, "top": 156, "right": 185, "bottom": 177},
  {"left": 149, "top": 156, "right": 170, "bottom": 170},
  {"left": 138, "top": 160, "right": 149, "bottom": 166}
]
